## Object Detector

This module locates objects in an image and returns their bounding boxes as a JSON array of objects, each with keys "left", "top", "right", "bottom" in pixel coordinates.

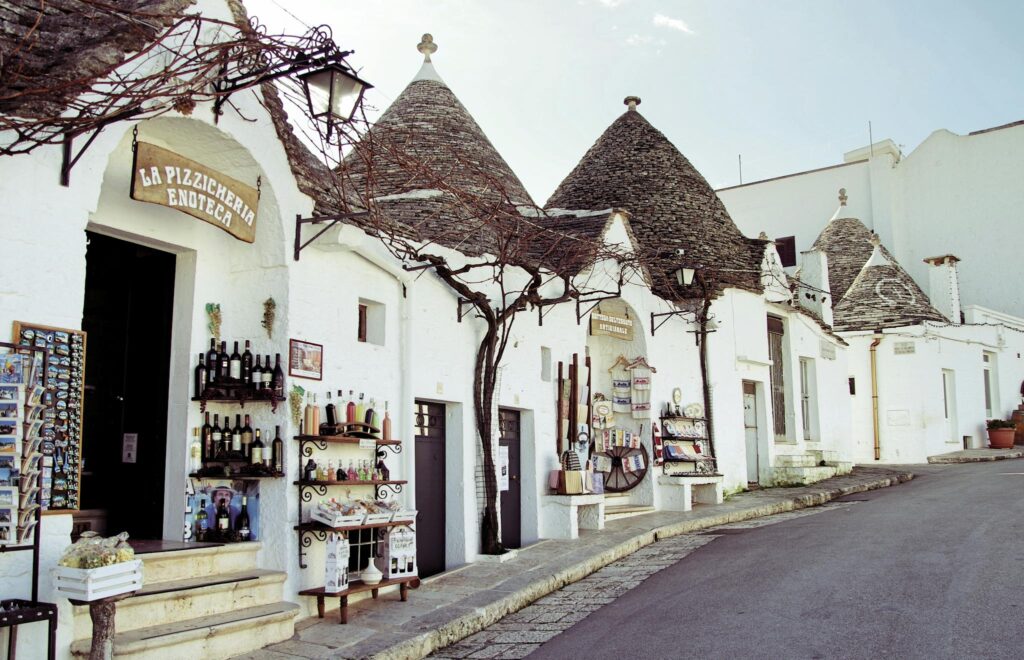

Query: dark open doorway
[
  {"left": 81, "top": 231, "right": 175, "bottom": 539},
  {"left": 414, "top": 400, "right": 446, "bottom": 578}
]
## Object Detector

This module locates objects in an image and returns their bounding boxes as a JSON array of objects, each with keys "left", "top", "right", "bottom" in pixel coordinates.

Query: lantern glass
[
  {"left": 301, "top": 64, "right": 370, "bottom": 124},
  {"left": 676, "top": 267, "right": 696, "bottom": 286}
]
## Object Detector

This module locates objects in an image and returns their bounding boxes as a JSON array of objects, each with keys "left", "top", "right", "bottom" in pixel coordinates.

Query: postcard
[
  {"left": 0, "top": 488, "right": 14, "bottom": 507},
  {"left": 0, "top": 355, "right": 24, "bottom": 385},
  {"left": 0, "top": 386, "right": 18, "bottom": 402}
]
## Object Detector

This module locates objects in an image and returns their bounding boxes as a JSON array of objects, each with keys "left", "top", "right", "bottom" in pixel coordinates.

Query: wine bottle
[
  {"left": 242, "top": 340, "right": 253, "bottom": 387},
  {"left": 303, "top": 392, "right": 314, "bottom": 436},
  {"left": 232, "top": 414, "right": 242, "bottom": 453},
  {"left": 347, "top": 460, "right": 357, "bottom": 481},
  {"left": 312, "top": 393, "right": 321, "bottom": 433},
  {"left": 242, "top": 414, "right": 253, "bottom": 458},
  {"left": 236, "top": 496, "right": 251, "bottom": 541},
  {"left": 346, "top": 390, "right": 356, "bottom": 423},
  {"left": 221, "top": 415, "right": 232, "bottom": 456},
  {"left": 364, "top": 397, "right": 375, "bottom": 426},
  {"left": 272, "top": 425, "right": 283, "bottom": 473},
  {"left": 229, "top": 341, "right": 242, "bottom": 381},
  {"left": 211, "top": 414, "right": 222, "bottom": 459},
  {"left": 262, "top": 355, "right": 273, "bottom": 389},
  {"left": 335, "top": 462, "right": 344, "bottom": 481},
  {"left": 251, "top": 428, "right": 264, "bottom": 465},
  {"left": 200, "top": 412, "right": 212, "bottom": 463},
  {"left": 304, "top": 458, "right": 316, "bottom": 482},
  {"left": 377, "top": 458, "right": 390, "bottom": 481},
  {"left": 382, "top": 401, "right": 392, "bottom": 442},
  {"left": 194, "top": 354, "right": 207, "bottom": 397},
  {"left": 219, "top": 341, "right": 231, "bottom": 382},
  {"left": 190, "top": 427, "right": 202, "bottom": 473},
  {"left": 216, "top": 498, "right": 231, "bottom": 537},
  {"left": 206, "top": 339, "right": 219, "bottom": 385},
  {"left": 272, "top": 353, "right": 285, "bottom": 399},
  {"left": 252, "top": 355, "right": 263, "bottom": 390},
  {"left": 355, "top": 393, "right": 366, "bottom": 424},
  {"left": 327, "top": 459, "right": 335, "bottom": 482},
  {"left": 325, "top": 391, "right": 337, "bottom": 426},
  {"left": 195, "top": 498, "right": 209, "bottom": 541}
]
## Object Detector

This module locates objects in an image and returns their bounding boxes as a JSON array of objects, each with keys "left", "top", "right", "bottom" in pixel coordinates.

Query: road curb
[
  {"left": 927, "top": 450, "right": 1024, "bottom": 463},
  {"left": 373, "top": 471, "right": 914, "bottom": 660}
]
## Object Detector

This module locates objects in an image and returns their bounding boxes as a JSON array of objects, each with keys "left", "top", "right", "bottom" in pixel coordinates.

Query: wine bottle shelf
[
  {"left": 295, "top": 435, "right": 400, "bottom": 445},
  {"left": 191, "top": 391, "right": 285, "bottom": 413},
  {"left": 294, "top": 520, "right": 413, "bottom": 533},
  {"left": 189, "top": 471, "right": 284, "bottom": 480},
  {"left": 293, "top": 479, "right": 407, "bottom": 487}
]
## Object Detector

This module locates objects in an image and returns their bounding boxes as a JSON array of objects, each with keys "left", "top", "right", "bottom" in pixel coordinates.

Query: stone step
[
  {"left": 139, "top": 542, "right": 261, "bottom": 583},
  {"left": 71, "top": 569, "right": 287, "bottom": 640},
  {"left": 767, "top": 465, "right": 838, "bottom": 486},
  {"left": 828, "top": 461, "right": 854, "bottom": 476},
  {"left": 70, "top": 601, "right": 300, "bottom": 659},
  {"left": 604, "top": 504, "right": 655, "bottom": 521},
  {"left": 808, "top": 449, "right": 840, "bottom": 464},
  {"left": 774, "top": 453, "right": 819, "bottom": 468}
]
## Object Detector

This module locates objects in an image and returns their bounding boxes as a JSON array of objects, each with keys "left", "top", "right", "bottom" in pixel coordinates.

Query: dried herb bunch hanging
[
  {"left": 206, "top": 303, "right": 222, "bottom": 340},
  {"left": 262, "top": 297, "right": 276, "bottom": 338}
]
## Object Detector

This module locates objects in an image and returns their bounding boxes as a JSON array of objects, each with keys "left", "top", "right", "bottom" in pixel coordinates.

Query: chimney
[
  {"left": 923, "top": 255, "right": 962, "bottom": 323},
  {"left": 798, "top": 248, "right": 833, "bottom": 327}
]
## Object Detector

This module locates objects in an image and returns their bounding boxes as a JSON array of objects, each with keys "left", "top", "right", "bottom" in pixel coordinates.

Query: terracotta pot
[{"left": 988, "top": 428, "right": 1015, "bottom": 449}]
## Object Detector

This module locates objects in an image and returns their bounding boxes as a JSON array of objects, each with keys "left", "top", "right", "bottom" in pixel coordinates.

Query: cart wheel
[{"left": 597, "top": 445, "right": 649, "bottom": 493}]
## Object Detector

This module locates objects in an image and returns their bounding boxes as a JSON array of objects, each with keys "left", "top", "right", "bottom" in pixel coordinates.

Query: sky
[{"left": 245, "top": 0, "right": 1024, "bottom": 204}]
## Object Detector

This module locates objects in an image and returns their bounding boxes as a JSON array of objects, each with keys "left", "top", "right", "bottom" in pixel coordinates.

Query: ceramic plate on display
[
  {"left": 672, "top": 388, "right": 683, "bottom": 405},
  {"left": 594, "top": 401, "right": 612, "bottom": 418},
  {"left": 684, "top": 403, "right": 704, "bottom": 418}
]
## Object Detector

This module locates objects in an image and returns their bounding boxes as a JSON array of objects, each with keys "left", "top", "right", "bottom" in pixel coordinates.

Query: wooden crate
[{"left": 53, "top": 559, "right": 143, "bottom": 601}]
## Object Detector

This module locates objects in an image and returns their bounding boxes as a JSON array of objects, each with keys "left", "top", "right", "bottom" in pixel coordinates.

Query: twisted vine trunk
[{"left": 475, "top": 322, "right": 504, "bottom": 555}]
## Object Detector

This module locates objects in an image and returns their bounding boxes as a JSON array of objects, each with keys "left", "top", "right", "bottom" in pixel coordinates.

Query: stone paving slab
[
  {"left": 249, "top": 466, "right": 912, "bottom": 660},
  {"left": 927, "top": 448, "right": 1024, "bottom": 463}
]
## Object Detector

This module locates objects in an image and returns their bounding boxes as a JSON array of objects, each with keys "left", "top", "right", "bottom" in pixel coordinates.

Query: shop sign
[
  {"left": 590, "top": 310, "right": 634, "bottom": 341},
  {"left": 131, "top": 142, "right": 259, "bottom": 243},
  {"left": 819, "top": 340, "right": 836, "bottom": 360}
]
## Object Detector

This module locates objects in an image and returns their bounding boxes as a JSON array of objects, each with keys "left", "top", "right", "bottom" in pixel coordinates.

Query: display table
[
  {"left": 542, "top": 494, "right": 605, "bottom": 539},
  {"left": 656, "top": 475, "right": 724, "bottom": 512},
  {"left": 299, "top": 576, "right": 420, "bottom": 624}
]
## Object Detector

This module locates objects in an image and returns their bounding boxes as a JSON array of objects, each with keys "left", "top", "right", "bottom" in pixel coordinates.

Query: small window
[
  {"left": 775, "top": 236, "right": 797, "bottom": 268},
  {"left": 357, "top": 298, "right": 386, "bottom": 346},
  {"left": 541, "top": 346, "right": 552, "bottom": 382},
  {"left": 848, "top": 377, "right": 856, "bottom": 395}
]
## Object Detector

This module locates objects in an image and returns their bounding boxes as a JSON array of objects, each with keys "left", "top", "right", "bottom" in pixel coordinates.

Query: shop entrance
[
  {"left": 414, "top": 400, "right": 446, "bottom": 578},
  {"left": 81, "top": 231, "right": 175, "bottom": 539},
  {"left": 742, "top": 381, "right": 760, "bottom": 484},
  {"left": 498, "top": 408, "right": 521, "bottom": 549}
]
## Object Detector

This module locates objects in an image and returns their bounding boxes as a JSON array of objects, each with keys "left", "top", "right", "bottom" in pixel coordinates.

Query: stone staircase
[
  {"left": 603, "top": 492, "right": 655, "bottom": 521},
  {"left": 70, "top": 542, "right": 298, "bottom": 659},
  {"left": 767, "top": 450, "right": 853, "bottom": 486}
]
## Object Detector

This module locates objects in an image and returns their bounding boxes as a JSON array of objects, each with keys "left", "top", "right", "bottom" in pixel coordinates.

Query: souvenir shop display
[
  {"left": 12, "top": 322, "right": 85, "bottom": 511},
  {"left": 192, "top": 337, "right": 286, "bottom": 410},
  {"left": 588, "top": 355, "right": 655, "bottom": 492},
  {"left": 661, "top": 401, "right": 717, "bottom": 475},
  {"left": 553, "top": 353, "right": 599, "bottom": 493}
]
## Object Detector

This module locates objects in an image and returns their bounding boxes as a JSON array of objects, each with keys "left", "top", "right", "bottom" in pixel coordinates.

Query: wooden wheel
[{"left": 596, "top": 444, "right": 648, "bottom": 493}]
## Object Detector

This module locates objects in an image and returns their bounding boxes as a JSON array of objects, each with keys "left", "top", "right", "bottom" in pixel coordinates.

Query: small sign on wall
[
  {"left": 499, "top": 446, "right": 510, "bottom": 491},
  {"left": 122, "top": 433, "right": 138, "bottom": 464},
  {"left": 590, "top": 310, "right": 634, "bottom": 341},
  {"left": 893, "top": 341, "right": 916, "bottom": 355},
  {"left": 819, "top": 340, "right": 836, "bottom": 360}
]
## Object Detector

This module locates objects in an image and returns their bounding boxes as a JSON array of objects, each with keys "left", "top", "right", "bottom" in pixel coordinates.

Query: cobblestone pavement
[{"left": 428, "top": 503, "right": 857, "bottom": 659}]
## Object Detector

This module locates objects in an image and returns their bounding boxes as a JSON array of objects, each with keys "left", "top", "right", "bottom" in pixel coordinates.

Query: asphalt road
[{"left": 531, "top": 461, "right": 1024, "bottom": 660}]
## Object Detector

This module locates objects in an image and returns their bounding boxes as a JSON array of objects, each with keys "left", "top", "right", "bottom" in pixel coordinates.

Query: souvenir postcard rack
[
  {"left": 660, "top": 414, "right": 717, "bottom": 475},
  {"left": 0, "top": 341, "right": 58, "bottom": 660}
]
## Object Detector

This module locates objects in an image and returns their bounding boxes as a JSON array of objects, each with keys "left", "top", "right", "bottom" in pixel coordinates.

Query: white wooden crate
[
  {"left": 363, "top": 512, "right": 394, "bottom": 525},
  {"left": 53, "top": 559, "right": 143, "bottom": 601},
  {"left": 311, "top": 509, "right": 365, "bottom": 528},
  {"left": 391, "top": 510, "right": 416, "bottom": 524}
]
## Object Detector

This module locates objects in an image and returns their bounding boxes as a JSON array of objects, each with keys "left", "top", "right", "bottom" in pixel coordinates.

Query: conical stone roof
[{"left": 545, "top": 102, "right": 766, "bottom": 296}]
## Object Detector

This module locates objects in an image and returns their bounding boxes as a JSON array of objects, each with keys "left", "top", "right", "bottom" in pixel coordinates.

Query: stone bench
[
  {"left": 540, "top": 494, "right": 605, "bottom": 539},
  {"left": 656, "top": 475, "right": 724, "bottom": 512}
]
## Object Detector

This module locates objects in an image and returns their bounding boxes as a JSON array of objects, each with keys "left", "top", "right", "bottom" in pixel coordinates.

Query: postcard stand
[{"left": 0, "top": 341, "right": 57, "bottom": 660}]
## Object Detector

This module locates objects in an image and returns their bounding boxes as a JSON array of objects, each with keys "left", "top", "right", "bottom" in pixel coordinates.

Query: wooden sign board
[
  {"left": 130, "top": 142, "right": 259, "bottom": 243},
  {"left": 12, "top": 322, "right": 86, "bottom": 512},
  {"left": 590, "top": 311, "right": 634, "bottom": 341}
]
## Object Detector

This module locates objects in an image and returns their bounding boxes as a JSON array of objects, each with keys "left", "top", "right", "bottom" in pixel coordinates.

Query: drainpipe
[
  {"left": 336, "top": 225, "right": 416, "bottom": 501},
  {"left": 869, "top": 333, "right": 883, "bottom": 460}
]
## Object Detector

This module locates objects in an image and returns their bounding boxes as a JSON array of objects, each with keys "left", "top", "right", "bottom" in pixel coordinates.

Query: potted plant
[{"left": 986, "top": 419, "right": 1016, "bottom": 449}]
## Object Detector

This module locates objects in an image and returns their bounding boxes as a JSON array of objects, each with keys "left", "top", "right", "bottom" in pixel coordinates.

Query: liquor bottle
[
  {"left": 211, "top": 414, "right": 222, "bottom": 459},
  {"left": 216, "top": 498, "right": 231, "bottom": 538},
  {"left": 383, "top": 401, "right": 392, "bottom": 442},
  {"left": 355, "top": 393, "right": 366, "bottom": 424},
  {"left": 221, "top": 415, "right": 232, "bottom": 456},
  {"left": 236, "top": 496, "right": 251, "bottom": 541},
  {"left": 327, "top": 460, "right": 335, "bottom": 482},
  {"left": 303, "top": 458, "right": 316, "bottom": 482},
  {"left": 364, "top": 397, "right": 375, "bottom": 425},
  {"left": 315, "top": 461, "right": 325, "bottom": 482},
  {"left": 312, "top": 394, "right": 320, "bottom": 433},
  {"left": 262, "top": 355, "right": 273, "bottom": 390},
  {"left": 229, "top": 341, "right": 242, "bottom": 381},
  {"left": 242, "top": 340, "right": 253, "bottom": 387},
  {"left": 377, "top": 457, "right": 390, "bottom": 481},
  {"left": 219, "top": 341, "right": 231, "bottom": 382},
  {"left": 195, "top": 499, "right": 209, "bottom": 541},
  {"left": 368, "top": 399, "right": 380, "bottom": 434},
  {"left": 347, "top": 460, "right": 357, "bottom": 481},
  {"left": 242, "top": 414, "right": 254, "bottom": 458},
  {"left": 251, "top": 428, "right": 264, "bottom": 465},
  {"left": 232, "top": 414, "right": 242, "bottom": 453},
  {"left": 194, "top": 354, "right": 207, "bottom": 397},
  {"left": 271, "top": 354, "right": 285, "bottom": 399},
  {"left": 325, "top": 391, "right": 337, "bottom": 427},
  {"left": 303, "top": 392, "right": 314, "bottom": 436},
  {"left": 206, "top": 339, "right": 219, "bottom": 384},
  {"left": 201, "top": 412, "right": 213, "bottom": 463},
  {"left": 190, "top": 427, "right": 202, "bottom": 473},
  {"left": 252, "top": 355, "right": 264, "bottom": 390},
  {"left": 272, "top": 426, "right": 283, "bottom": 473},
  {"left": 346, "top": 390, "right": 356, "bottom": 423},
  {"left": 336, "top": 462, "right": 345, "bottom": 481}
]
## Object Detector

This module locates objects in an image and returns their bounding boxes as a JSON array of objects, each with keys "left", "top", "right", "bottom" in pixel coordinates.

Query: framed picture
[{"left": 288, "top": 339, "right": 323, "bottom": 381}]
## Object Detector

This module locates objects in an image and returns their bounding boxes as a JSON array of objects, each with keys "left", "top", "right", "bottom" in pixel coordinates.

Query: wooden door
[
  {"left": 498, "top": 408, "right": 521, "bottom": 549},
  {"left": 767, "top": 316, "right": 787, "bottom": 442},
  {"left": 414, "top": 401, "right": 446, "bottom": 578},
  {"left": 742, "top": 382, "right": 759, "bottom": 484}
]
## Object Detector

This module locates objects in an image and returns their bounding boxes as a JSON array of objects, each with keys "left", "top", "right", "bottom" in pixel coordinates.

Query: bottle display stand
[
  {"left": 0, "top": 341, "right": 57, "bottom": 660},
  {"left": 294, "top": 423, "right": 419, "bottom": 623}
]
